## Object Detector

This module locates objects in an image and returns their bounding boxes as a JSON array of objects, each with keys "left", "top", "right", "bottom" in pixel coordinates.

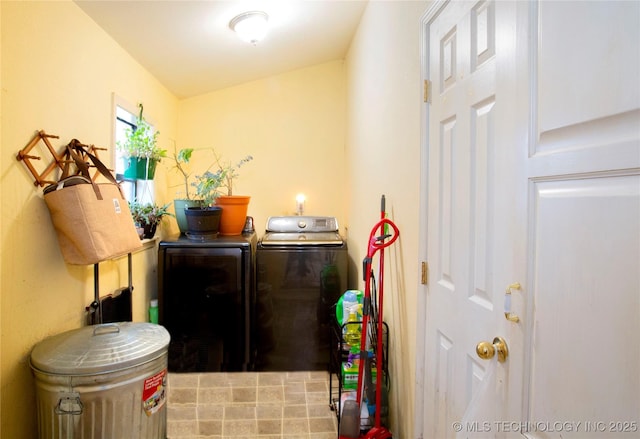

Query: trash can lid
[{"left": 30, "top": 322, "right": 170, "bottom": 376}]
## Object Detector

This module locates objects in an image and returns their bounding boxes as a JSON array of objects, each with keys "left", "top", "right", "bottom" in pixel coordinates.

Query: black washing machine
[
  {"left": 158, "top": 233, "right": 256, "bottom": 372},
  {"left": 255, "top": 216, "right": 348, "bottom": 372}
]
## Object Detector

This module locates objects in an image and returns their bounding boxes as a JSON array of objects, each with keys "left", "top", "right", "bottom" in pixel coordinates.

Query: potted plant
[
  {"left": 117, "top": 103, "right": 166, "bottom": 180},
  {"left": 183, "top": 168, "right": 226, "bottom": 239},
  {"left": 167, "top": 145, "right": 206, "bottom": 233},
  {"left": 212, "top": 154, "right": 253, "bottom": 235},
  {"left": 167, "top": 146, "right": 253, "bottom": 237},
  {"left": 129, "top": 201, "right": 174, "bottom": 239}
]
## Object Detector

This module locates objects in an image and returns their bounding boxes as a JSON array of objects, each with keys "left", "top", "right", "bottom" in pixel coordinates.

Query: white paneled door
[{"left": 417, "top": 1, "right": 640, "bottom": 438}]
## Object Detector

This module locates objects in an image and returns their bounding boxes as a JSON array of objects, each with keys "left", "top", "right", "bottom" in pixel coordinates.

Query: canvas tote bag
[{"left": 44, "top": 140, "right": 141, "bottom": 265}]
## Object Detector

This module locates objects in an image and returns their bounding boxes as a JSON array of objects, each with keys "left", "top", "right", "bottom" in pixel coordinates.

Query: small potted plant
[
  {"left": 129, "top": 201, "right": 174, "bottom": 239},
  {"left": 182, "top": 169, "right": 226, "bottom": 239},
  {"left": 117, "top": 103, "right": 166, "bottom": 180},
  {"left": 169, "top": 146, "right": 252, "bottom": 236},
  {"left": 212, "top": 154, "right": 253, "bottom": 235}
]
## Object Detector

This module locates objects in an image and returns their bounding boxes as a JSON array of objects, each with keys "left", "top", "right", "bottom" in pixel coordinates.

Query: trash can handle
[
  {"left": 92, "top": 323, "right": 120, "bottom": 336},
  {"left": 55, "top": 393, "right": 83, "bottom": 415}
]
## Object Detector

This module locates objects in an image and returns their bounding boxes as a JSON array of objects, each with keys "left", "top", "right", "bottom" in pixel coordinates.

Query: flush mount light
[{"left": 229, "top": 11, "right": 269, "bottom": 45}]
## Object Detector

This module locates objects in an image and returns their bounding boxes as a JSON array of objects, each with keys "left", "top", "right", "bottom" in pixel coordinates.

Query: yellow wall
[
  {"left": 1, "top": 0, "right": 429, "bottom": 437},
  {"left": 0, "top": 0, "right": 3, "bottom": 424},
  {"left": 345, "top": 2, "right": 429, "bottom": 437},
  {"left": 175, "top": 60, "right": 347, "bottom": 239},
  {"left": 0, "top": 1, "right": 177, "bottom": 436}
]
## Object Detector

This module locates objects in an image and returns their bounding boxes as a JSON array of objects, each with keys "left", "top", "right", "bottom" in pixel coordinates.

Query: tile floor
[{"left": 167, "top": 371, "right": 338, "bottom": 439}]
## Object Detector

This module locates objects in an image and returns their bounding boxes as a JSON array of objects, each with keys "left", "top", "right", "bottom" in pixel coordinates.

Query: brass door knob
[{"left": 476, "top": 337, "right": 509, "bottom": 363}]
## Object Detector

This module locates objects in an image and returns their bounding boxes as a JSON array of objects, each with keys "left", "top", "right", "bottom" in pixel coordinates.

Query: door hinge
[
  {"left": 423, "top": 79, "right": 431, "bottom": 103},
  {"left": 421, "top": 261, "right": 429, "bottom": 285}
]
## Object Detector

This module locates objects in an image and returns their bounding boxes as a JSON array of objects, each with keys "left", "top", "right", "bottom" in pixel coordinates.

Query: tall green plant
[
  {"left": 192, "top": 153, "right": 253, "bottom": 204},
  {"left": 169, "top": 146, "right": 196, "bottom": 199},
  {"left": 117, "top": 104, "right": 166, "bottom": 161},
  {"left": 218, "top": 155, "right": 253, "bottom": 196}
]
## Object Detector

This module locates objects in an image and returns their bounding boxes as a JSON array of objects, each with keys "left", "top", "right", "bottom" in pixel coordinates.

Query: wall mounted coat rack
[{"left": 16, "top": 130, "right": 108, "bottom": 187}]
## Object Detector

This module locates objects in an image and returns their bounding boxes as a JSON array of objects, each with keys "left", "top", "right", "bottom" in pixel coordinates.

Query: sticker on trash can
[{"left": 142, "top": 369, "right": 167, "bottom": 416}]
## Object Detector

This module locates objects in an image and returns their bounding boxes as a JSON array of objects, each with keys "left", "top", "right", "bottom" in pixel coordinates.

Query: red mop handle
[
  {"left": 355, "top": 218, "right": 399, "bottom": 409},
  {"left": 375, "top": 199, "right": 386, "bottom": 428},
  {"left": 367, "top": 219, "right": 399, "bottom": 254},
  {"left": 374, "top": 220, "right": 398, "bottom": 427}
]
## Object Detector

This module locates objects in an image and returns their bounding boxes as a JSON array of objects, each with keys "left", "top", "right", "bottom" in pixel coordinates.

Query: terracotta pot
[{"left": 215, "top": 195, "right": 251, "bottom": 236}]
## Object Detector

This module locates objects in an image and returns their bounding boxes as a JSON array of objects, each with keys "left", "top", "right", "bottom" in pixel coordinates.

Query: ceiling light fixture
[{"left": 229, "top": 11, "right": 269, "bottom": 45}]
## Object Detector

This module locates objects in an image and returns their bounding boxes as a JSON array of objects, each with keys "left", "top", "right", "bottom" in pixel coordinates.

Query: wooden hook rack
[{"left": 16, "top": 130, "right": 109, "bottom": 187}]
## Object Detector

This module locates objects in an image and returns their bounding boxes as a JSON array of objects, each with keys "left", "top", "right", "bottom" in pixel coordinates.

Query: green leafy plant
[
  {"left": 117, "top": 103, "right": 166, "bottom": 161},
  {"left": 129, "top": 201, "right": 174, "bottom": 226},
  {"left": 169, "top": 143, "right": 253, "bottom": 204},
  {"left": 218, "top": 155, "right": 253, "bottom": 196},
  {"left": 192, "top": 153, "right": 253, "bottom": 205},
  {"left": 166, "top": 144, "right": 214, "bottom": 200},
  {"left": 193, "top": 169, "right": 226, "bottom": 207}
]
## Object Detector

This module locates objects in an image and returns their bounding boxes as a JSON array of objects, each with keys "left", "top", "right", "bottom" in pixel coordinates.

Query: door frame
[{"left": 414, "top": 1, "right": 449, "bottom": 437}]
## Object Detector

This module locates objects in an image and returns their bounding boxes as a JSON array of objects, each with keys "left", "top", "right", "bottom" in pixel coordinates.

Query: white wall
[{"left": 345, "top": 1, "right": 429, "bottom": 437}]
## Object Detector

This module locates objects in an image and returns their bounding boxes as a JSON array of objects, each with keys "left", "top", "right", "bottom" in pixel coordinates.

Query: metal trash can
[{"left": 30, "top": 322, "right": 170, "bottom": 439}]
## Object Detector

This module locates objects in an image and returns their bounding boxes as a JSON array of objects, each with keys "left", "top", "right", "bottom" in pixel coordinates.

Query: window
[
  {"left": 112, "top": 95, "right": 155, "bottom": 205},
  {"left": 114, "top": 105, "right": 137, "bottom": 177}
]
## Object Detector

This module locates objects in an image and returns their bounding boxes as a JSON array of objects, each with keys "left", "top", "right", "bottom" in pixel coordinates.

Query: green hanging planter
[
  {"left": 123, "top": 157, "right": 159, "bottom": 180},
  {"left": 117, "top": 104, "right": 166, "bottom": 180}
]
